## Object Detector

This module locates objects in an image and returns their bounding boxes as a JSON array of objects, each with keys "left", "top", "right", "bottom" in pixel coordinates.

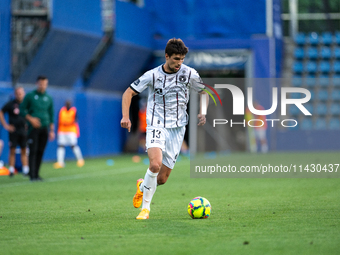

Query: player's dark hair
[
  {"left": 165, "top": 38, "right": 188, "bottom": 57},
  {"left": 36, "top": 75, "right": 48, "bottom": 81}
]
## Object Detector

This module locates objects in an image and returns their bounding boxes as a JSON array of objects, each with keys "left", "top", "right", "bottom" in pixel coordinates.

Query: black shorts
[{"left": 9, "top": 132, "right": 27, "bottom": 149}]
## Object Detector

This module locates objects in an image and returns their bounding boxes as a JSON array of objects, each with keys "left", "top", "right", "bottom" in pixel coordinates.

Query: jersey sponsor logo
[
  {"left": 150, "top": 139, "right": 162, "bottom": 144},
  {"left": 155, "top": 88, "right": 163, "bottom": 94},
  {"left": 134, "top": 78, "right": 140, "bottom": 85},
  {"left": 34, "top": 95, "right": 39, "bottom": 100}
]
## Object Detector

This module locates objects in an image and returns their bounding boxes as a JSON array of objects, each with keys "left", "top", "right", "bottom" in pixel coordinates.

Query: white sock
[
  {"left": 9, "top": 166, "right": 15, "bottom": 173},
  {"left": 72, "top": 145, "right": 83, "bottom": 161},
  {"left": 22, "top": 165, "right": 29, "bottom": 174},
  {"left": 140, "top": 181, "right": 161, "bottom": 192},
  {"left": 57, "top": 147, "right": 65, "bottom": 165},
  {"left": 142, "top": 169, "right": 158, "bottom": 211}
]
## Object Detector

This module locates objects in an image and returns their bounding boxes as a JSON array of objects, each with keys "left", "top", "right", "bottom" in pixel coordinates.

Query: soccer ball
[{"left": 187, "top": 197, "right": 211, "bottom": 219}]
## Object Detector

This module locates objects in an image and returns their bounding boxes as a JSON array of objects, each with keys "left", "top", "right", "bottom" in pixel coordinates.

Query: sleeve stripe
[{"left": 129, "top": 85, "right": 140, "bottom": 94}]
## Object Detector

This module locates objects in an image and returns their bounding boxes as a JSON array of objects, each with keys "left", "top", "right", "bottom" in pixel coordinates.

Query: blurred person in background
[
  {"left": 53, "top": 100, "right": 84, "bottom": 169},
  {"left": 137, "top": 98, "right": 147, "bottom": 153},
  {"left": 20, "top": 75, "right": 55, "bottom": 181},
  {"left": 0, "top": 86, "right": 29, "bottom": 177},
  {"left": 245, "top": 103, "right": 268, "bottom": 153}
]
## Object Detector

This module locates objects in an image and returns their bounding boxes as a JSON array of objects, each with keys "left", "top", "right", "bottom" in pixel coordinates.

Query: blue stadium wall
[{"left": 0, "top": 84, "right": 125, "bottom": 163}]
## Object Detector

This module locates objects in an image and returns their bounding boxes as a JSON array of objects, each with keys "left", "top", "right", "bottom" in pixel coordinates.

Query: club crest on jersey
[{"left": 179, "top": 75, "right": 187, "bottom": 83}]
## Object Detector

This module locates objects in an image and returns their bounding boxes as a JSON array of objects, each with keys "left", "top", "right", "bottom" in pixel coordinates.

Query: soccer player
[
  {"left": 53, "top": 100, "right": 84, "bottom": 168},
  {"left": 20, "top": 75, "right": 55, "bottom": 181},
  {"left": 121, "top": 38, "right": 208, "bottom": 219},
  {"left": 0, "top": 87, "right": 29, "bottom": 177}
]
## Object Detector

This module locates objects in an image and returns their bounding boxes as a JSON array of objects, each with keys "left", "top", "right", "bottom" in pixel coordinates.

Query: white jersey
[{"left": 130, "top": 64, "right": 204, "bottom": 128}]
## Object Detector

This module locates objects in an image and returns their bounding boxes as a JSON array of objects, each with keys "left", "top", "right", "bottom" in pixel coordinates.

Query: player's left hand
[{"left": 197, "top": 114, "right": 206, "bottom": 126}]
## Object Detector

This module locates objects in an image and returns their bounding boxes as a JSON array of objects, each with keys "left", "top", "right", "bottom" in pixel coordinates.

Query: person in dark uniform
[
  {"left": 20, "top": 76, "right": 55, "bottom": 181},
  {"left": 0, "top": 86, "right": 29, "bottom": 177}
]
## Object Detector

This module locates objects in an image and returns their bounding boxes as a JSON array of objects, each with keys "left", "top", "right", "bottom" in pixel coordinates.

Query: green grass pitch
[{"left": 0, "top": 152, "right": 339, "bottom": 254}]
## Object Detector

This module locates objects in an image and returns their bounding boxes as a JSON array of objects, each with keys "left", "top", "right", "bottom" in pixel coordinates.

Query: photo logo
[{"left": 200, "top": 83, "right": 312, "bottom": 128}]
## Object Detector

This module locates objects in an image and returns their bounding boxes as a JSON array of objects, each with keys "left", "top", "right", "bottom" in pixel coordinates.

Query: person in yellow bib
[{"left": 53, "top": 100, "right": 84, "bottom": 169}]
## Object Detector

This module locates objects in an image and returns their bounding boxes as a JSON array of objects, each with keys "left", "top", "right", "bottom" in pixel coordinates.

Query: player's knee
[{"left": 149, "top": 161, "right": 162, "bottom": 173}]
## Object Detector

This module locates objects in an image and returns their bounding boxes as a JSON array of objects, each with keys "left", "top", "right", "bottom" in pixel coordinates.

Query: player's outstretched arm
[
  {"left": 121, "top": 87, "right": 138, "bottom": 132},
  {"left": 198, "top": 91, "right": 208, "bottom": 126}
]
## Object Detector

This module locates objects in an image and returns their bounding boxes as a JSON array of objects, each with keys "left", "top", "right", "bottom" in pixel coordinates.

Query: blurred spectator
[
  {"left": 245, "top": 103, "right": 268, "bottom": 153},
  {"left": 53, "top": 100, "right": 84, "bottom": 169},
  {"left": 0, "top": 86, "right": 29, "bottom": 177},
  {"left": 138, "top": 99, "right": 147, "bottom": 153},
  {"left": 20, "top": 75, "right": 55, "bottom": 181}
]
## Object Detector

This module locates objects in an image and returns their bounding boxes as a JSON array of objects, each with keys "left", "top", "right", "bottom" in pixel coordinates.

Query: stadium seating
[
  {"left": 294, "top": 33, "right": 306, "bottom": 46},
  {"left": 320, "top": 46, "right": 331, "bottom": 59},
  {"left": 291, "top": 31, "right": 340, "bottom": 130},
  {"left": 289, "top": 105, "right": 300, "bottom": 116},
  {"left": 335, "top": 32, "right": 340, "bottom": 45},
  {"left": 319, "top": 61, "right": 331, "bottom": 73},
  {"left": 314, "top": 118, "right": 327, "bottom": 130},
  {"left": 308, "top": 32, "right": 319, "bottom": 46},
  {"left": 315, "top": 103, "right": 327, "bottom": 115},
  {"left": 300, "top": 119, "right": 313, "bottom": 130},
  {"left": 331, "top": 89, "right": 340, "bottom": 100},
  {"left": 332, "top": 75, "right": 340, "bottom": 87},
  {"left": 329, "top": 104, "right": 340, "bottom": 115},
  {"left": 292, "top": 75, "right": 303, "bottom": 87},
  {"left": 321, "top": 32, "right": 333, "bottom": 45},
  {"left": 333, "top": 61, "right": 340, "bottom": 73},
  {"left": 305, "top": 61, "right": 317, "bottom": 73},
  {"left": 294, "top": 48, "right": 304, "bottom": 60},
  {"left": 292, "top": 61, "right": 303, "bottom": 74},
  {"left": 316, "top": 90, "right": 329, "bottom": 101},
  {"left": 333, "top": 47, "right": 340, "bottom": 59},
  {"left": 329, "top": 118, "right": 340, "bottom": 129},
  {"left": 304, "top": 103, "right": 314, "bottom": 114},
  {"left": 305, "top": 75, "right": 317, "bottom": 87},
  {"left": 307, "top": 47, "right": 318, "bottom": 59},
  {"left": 319, "top": 75, "right": 330, "bottom": 87}
]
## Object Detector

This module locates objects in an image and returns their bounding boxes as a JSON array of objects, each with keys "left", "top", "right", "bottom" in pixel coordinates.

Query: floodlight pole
[
  {"left": 266, "top": 0, "right": 273, "bottom": 38},
  {"left": 289, "top": 0, "right": 298, "bottom": 38}
]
